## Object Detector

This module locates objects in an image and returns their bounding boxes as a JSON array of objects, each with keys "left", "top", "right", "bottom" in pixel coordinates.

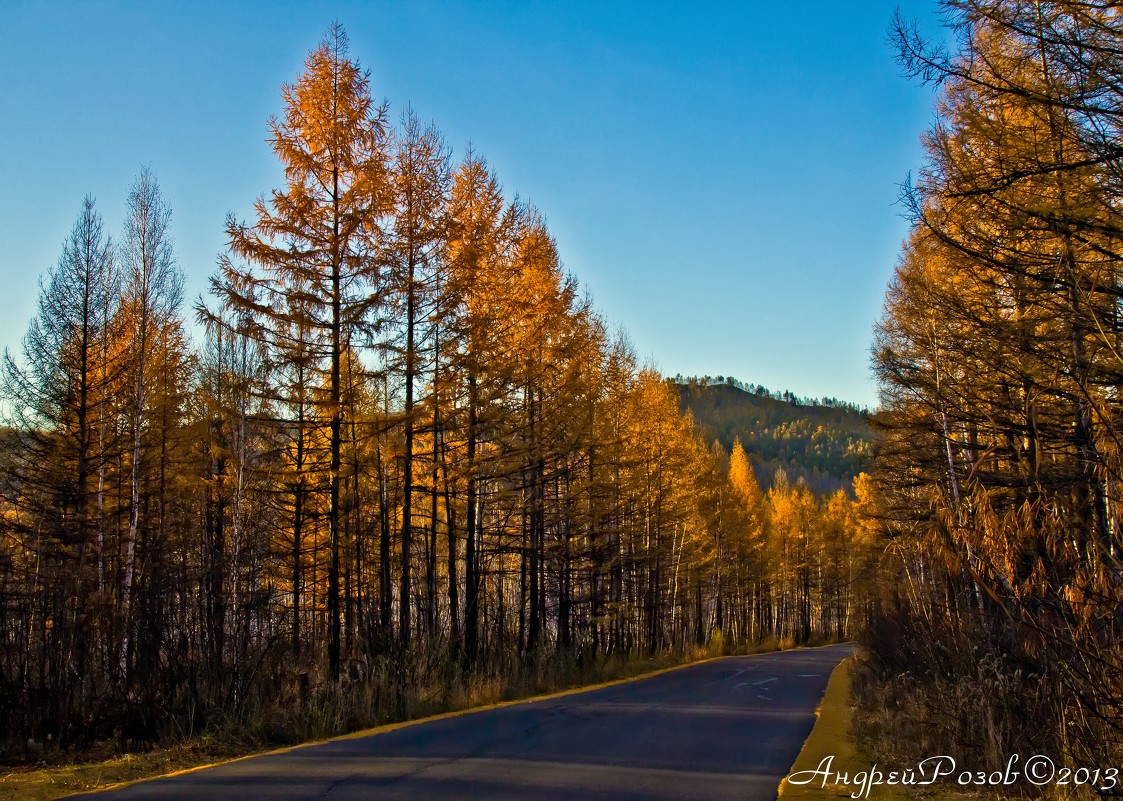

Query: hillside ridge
[{"left": 673, "top": 376, "right": 872, "bottom": 496}]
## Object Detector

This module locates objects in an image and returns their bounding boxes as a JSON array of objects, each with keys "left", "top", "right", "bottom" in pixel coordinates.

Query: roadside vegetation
[
  {"left": 784, "top": 657, "right": 985, "bottom": 801},
  {"left": 861, "top": 0, "right": 1123, "bottom": 787}
]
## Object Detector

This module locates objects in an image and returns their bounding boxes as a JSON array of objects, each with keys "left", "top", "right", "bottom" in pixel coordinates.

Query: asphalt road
[{"left": 70, "top": 643, "right": 853, "bottom": 801}]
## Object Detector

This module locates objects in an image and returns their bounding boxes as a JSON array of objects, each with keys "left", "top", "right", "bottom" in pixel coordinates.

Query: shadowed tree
[{"left": 1, "top": 196, "right": 120, "bottom": 740}]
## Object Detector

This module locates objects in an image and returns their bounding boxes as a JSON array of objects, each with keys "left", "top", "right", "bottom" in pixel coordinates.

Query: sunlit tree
[{"left": 216, "top": 23, "right": 391, "bottom": 680}]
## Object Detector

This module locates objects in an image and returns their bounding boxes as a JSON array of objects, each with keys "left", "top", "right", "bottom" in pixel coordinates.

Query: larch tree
[
  {"left": 385, "top": 107, "right": 451, "bottom": 647},
  {"left": 0, "top": 23, "right": 877, "bottom": 756},
  {"left": 865, "top": 0, "right": 1123, "bottom": 766},
  {"left": 217, "top": 23, "right": 391, "bottom": 680},
  {"left": 443, "top": 150, "right": 510, "bottom": 665}
]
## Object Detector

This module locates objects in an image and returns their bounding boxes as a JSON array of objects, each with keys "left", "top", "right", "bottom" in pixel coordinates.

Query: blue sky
[{"left": 0, "top": 1, "right": 944, "bottom": 408}]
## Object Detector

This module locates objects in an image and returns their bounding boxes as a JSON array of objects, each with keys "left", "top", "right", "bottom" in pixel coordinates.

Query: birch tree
[{"left": 119, "top": 167, "right": 183, "bottom": 680}]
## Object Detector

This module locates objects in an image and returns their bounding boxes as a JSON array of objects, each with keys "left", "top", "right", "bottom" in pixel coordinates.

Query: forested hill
[{"left": 674, "top": 377, "right": 872, "bottom": 496}]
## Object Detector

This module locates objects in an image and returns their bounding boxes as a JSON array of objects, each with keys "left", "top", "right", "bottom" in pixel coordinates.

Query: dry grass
[{"left": 0, "top": 741, "right": 248, "bottom": 801}]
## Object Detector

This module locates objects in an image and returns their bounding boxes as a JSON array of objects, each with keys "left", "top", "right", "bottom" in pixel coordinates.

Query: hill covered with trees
[{"left": 674, "top": 376, "right": 872, "bottom": 496}]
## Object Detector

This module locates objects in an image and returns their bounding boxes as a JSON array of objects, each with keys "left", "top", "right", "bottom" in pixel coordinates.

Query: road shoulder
[{"left": 780, "top": 657, "right": 983, "bottom": 801}]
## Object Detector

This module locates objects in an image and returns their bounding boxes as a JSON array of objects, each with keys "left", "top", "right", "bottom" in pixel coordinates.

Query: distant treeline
[{"left": 671, "top": 374, "right": 870, "bottom": 414}]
